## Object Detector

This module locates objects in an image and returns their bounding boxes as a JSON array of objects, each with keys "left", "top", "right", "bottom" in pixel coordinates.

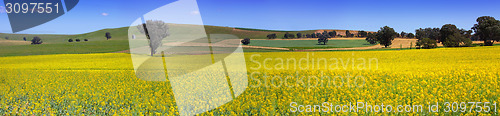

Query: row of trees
[
  {"left": 266, "top": 30, "right": 380, "bottom": 39},
  {"left": 272, "top": 31, "right": 337, "bottom": 44},
  {"left": 414, "top": 16, "right": 500, "bottom": 48},
  {"left": 414, "top": 24, "right": 473, "bottom": 48},
  {"left": 68, "top": 39, "right": 88, "bottom": 42},
  {"left": 4, "top": 31, "right": 111, "bottom": 45},
  {"left": 367, "top": 16, "right": 500, "bottom": 49},
  {"left": 398, "top": 31, "right": 415, "bottom": 38}
]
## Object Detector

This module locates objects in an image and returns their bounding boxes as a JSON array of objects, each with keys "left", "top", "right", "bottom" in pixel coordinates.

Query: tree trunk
[
  {"left": 150, "top": 43, "right": 154, "bottom": 56},
  {"left": 150, "top": 48, "right": 155, "bottom": 56}
]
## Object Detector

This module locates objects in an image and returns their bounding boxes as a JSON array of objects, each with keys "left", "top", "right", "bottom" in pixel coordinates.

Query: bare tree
[{"left": 137, "top": 20, "right": 170, "bottom": 56}]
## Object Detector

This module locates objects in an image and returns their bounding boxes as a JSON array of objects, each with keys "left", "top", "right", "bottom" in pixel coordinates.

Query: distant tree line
[
  {"left": 265, "top": 30, "right": 380, "bottom": 40},
  {"left": 415, "top": 16, "right": 500, "bottom": 47},
  {"left": 398, "top": 31, "right": 415, "bottom": 38},
  {"left": 365, "top": 16, "right": 500, "bottom": 49},
  {"left": 68, "top": 38, "right": 89, "bottom": 42}
]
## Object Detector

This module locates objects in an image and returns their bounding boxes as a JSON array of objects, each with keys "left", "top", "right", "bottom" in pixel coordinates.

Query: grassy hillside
[
  {"left": 0, "top": 27, "right": 129, "bottom": 44},
  {"left": 0, "top": 24, "right": 373, "bottom": 56},
  {"left": 0, "top": 24, "right": 370, "bottom": 42},
  {"left": 0, "top": 27, "right": 131, "bottom": 56}
]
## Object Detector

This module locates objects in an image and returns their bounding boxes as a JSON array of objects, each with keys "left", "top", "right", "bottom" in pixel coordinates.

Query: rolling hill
[
  {"left": 0, "top": 24, "right": 372, "bottom": 56},
  {"left": 1, "top": 24, "right": 371, "bottom": 42}
]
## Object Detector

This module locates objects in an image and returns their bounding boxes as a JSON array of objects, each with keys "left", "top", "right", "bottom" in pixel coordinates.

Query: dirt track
[{"left": 0, "top": 39, "right": 31, "bottom": 46}]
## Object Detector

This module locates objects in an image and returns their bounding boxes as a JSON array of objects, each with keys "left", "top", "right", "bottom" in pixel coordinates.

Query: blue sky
[{"left": 1, "top": 0, "right": 500, "bottom": 34}]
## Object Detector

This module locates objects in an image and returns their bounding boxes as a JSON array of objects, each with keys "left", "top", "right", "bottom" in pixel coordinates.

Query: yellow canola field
[{"left": 0, "top": 46, "right": 499, "bottom": 115}]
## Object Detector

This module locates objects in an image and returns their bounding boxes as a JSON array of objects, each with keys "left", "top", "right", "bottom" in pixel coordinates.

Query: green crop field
[{"left": 248, "top": 39, "right": 373, "bottom": 49}]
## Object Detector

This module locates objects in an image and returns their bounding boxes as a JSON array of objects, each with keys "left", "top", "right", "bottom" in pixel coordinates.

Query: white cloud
[
  {"left": 101, "top": 12, "right": 109, "bottom": 16},
  {"left": 190, "top": 10, "right": 199, "bottom": 15},
  {"left": 0, "top": 6, "right": 5, "bottom": 13}
]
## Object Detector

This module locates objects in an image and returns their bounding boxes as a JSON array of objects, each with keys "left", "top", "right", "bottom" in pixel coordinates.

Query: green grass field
[
  {"left": 248, "top": 39, "right": 373, "bottom": 49},
  {"left": 0, "top": 40, "right": 130, "bottom": 57},
  {"left": 0, "top": 25, "right": 373, "bottom": 57}
]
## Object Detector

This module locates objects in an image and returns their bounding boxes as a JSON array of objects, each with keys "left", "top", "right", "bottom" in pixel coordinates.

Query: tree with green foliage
[
  {"left": 443, "top": 33, "right": 472, "bottom": 47},
  {"left": 365, "top": 32, "right": 377, "bottom": 44},
  {"left": 289, "top": 34, "right": 295, "bottom": 39},
  {"left": 460, "top": 29, "right": 473, "bottom": 39},
  {"left": 105, "top": 32, "right": 111, "bottom": 40},
  {"left": 415, "top": 28, "right": 440, "bottom": 40},
  {"left": 296, "top": 33, "right": 302, "bottom": 38},
  {"left": 400, "top": 31, "right": 406, "bottom": 38},
  {"left": 416, "top": 38, "right": 438, "bottom": 49},
  {"left": 472, "top": 16, "right": 500, "bottom": 46},
  {"left": 440, "top": 24, "right": 472, "bottom": 47},
  {"left": 241, "top": 38, "right": 250, "bottom": 45},
  {"left": 266, "top": 33, "right": 277, "bottom": 39},
  {"left": 345, "top": 30, "right": 352, "bottom": 37},
  {"left": 376, "top": 26, "right": 397, "bottom": 48},
  {"left": 137, "top": 20, "right": 170, "bottom": 56},
  {"left": 328, "top": 31, "right": 337, "bottom": 37},
  {"left": 31, "top": 36, "right": 43, "bottom": 45},
  {"left": 440, "top": 24, "right": 460, "bottom": 43},
  {"left": 306, "top": 34, "right": 311, "bottom": 38},
  {"left": 322, "top": 31, "right": 329, "bottom": 38},
  {"left": 407, "top": 33, "right": 415, "bottom": 38},
  {"left": 284, "top": 32, "right": 295, "bottom": 39},
  {"left": 317, "top": 34, "right": 328, "bottom": 45},
  {"left": 358, "top": 30, "right": 367, "bottom": 37}
]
